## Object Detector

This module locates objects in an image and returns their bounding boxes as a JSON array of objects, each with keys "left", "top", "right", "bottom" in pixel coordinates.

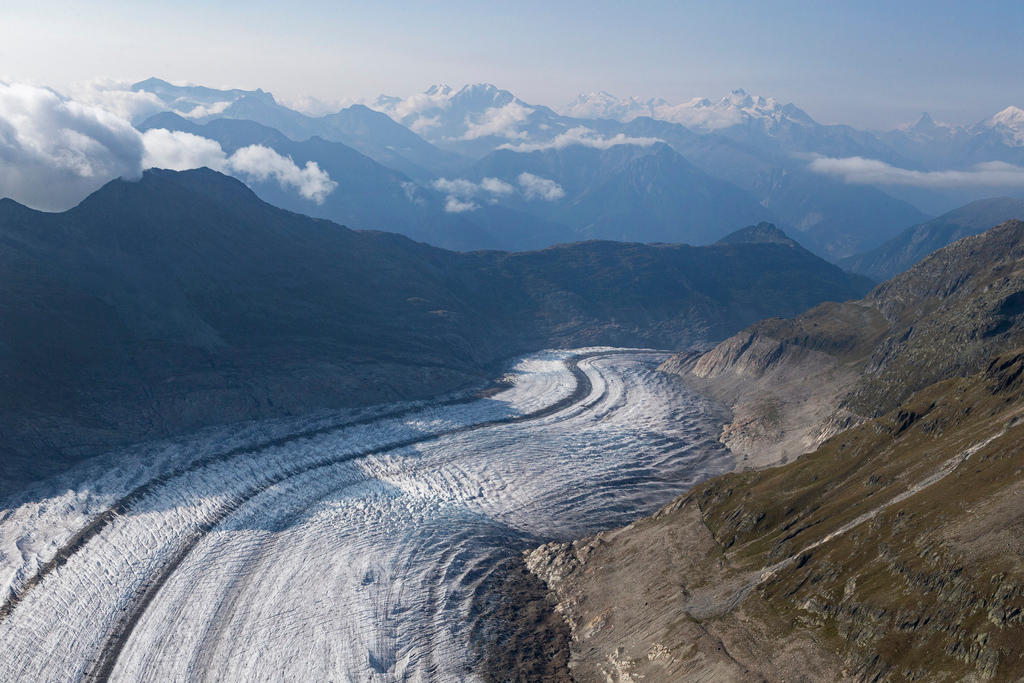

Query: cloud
[
  {"left": 68, "top": 79, "right": 168, "bottom": 124},
  {"left": 0, "top": 81, "right": 145, "bottom": 210},
  {"left": 517, "top": 173, "right": 565, "bottom": 201},
  {"left": 277, "top": 94, "right": 359, "bottom": 117},
  {"left": 461, "top": 102, "right": 534, "bottom": 140},
  {"left": 499, "top": 125, "right": 661, "bottom": 152},
  {"left": 444, "top": 196, "right": 478, "bottom": 213},
  {"left": 141, "top": 128, "right": 225, "bottom": 170},
  {"left": 431, "top": 174, "right": 550, "bottom": 212},
  {"left": 401, "top": 180, "right": 425, "bottom": 205},
  {"left": 142, "top": 130, "right": 337, "bottom": 203},
  {"left": 386, "top": 89, "right": 454, "bottom": 121},
  {"left": 408, "top": 114, "right": 441, "bottom": 134},
  {"left": 227, "top": 144, "right": 337, "bottom": 203},
  {"left": 0, "top": 82, "right": 338, "bottom": 210},
  {"left": 431, "top": 176, "right": 513, "bottom": 212},
  {"left": 480, "top": 177, "right": 515, "bottom": 195},
  {"left": 432, "top": 178, "right": 481, "bottom": 203},
  {"left": 809, "top": 156, "right": 1024, "bottom": 187},
  {"left": 180, "top": 100, "right": 233, "bottom": 119}
]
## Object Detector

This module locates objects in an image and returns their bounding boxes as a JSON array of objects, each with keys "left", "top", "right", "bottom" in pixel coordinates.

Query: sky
[{"left": 1, "top": 0, "right": 1023, "bottom": 128}]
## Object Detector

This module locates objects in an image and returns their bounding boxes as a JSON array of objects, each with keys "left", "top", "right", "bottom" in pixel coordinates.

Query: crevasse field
[{"left": 0, "top": 349, "right": 733, "bottom": 681}]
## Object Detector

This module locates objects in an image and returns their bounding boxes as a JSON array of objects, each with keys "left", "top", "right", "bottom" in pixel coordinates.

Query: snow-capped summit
[
  {"left": 368, "top": 83, "right": 577, "bottom": 153},
  {"left": 424, "top": 83, "right": 454, "bottom": 97},
  {"left": 649, "top": 88, "right": 817, "bottom": 132},
  {"left": 893, "top": 112, "right": 958, "bottom": 141},
  {"left": 977, "top": 105, "right": 1024, "bottom": 145},
  {"left": 559, "top": 88, "right": 817, "bottom": 132},
  {"left": 909, "top": 112, "right": 940, "bottom": 131},
  {"left": 986, "top": 105, "right": 1024, "bottom": 127},
  {"left": 559, "top": 91, "right": 665, "bottom": 121}
]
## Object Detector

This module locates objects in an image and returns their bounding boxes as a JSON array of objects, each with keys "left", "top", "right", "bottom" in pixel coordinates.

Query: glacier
[{"left": 0, "top": 348, "right": 733, "bottom": 681}]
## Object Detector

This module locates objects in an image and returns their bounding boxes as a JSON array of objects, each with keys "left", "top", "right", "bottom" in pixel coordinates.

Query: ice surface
[{"left": 0, "top": 349, "right": 732, "bottom": 681}]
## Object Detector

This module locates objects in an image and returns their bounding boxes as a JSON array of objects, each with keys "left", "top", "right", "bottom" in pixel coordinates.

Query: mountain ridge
[{"left": 0, "top": 168, "right": 871, "bottom": 495}]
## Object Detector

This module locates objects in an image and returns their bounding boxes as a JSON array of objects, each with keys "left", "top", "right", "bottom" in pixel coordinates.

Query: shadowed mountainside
[
  {"left": 0, "top": 168, "right": 869, "bottom": 494},
  {"left": 841, "top": 197, "right": 1024, "bottom": 281}
]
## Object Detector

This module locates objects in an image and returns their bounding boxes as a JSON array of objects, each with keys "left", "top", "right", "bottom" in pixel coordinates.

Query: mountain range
[{"left": 121, "top": 78, "right": 1024, "bottom": 261}]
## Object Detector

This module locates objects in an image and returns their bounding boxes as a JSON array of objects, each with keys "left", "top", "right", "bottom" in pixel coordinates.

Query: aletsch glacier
[{"left": 0, "top": 349, "right": 733, "bottom": 681}]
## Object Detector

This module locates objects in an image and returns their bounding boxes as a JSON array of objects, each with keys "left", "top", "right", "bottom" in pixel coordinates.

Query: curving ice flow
[{"left": 0, "top": 348, "right": 733, "bottom": 681}]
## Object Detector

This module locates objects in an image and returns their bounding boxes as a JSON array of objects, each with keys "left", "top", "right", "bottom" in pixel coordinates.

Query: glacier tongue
[{"left": 0, "top": 349, "right": 732, "bottom": 681}]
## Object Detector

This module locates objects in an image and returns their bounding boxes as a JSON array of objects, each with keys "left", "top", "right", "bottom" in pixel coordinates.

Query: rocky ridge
[{"left": 662, "top": 219, "right": 1024, "bottom": 466}]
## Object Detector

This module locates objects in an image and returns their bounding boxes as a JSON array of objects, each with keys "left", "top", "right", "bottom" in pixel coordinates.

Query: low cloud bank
[
  {"left": 0, "top": 82, "right": 337, "bottom": 210},
  {"left": 432, "top": 174, "right": 564, "bottom": 212},
  {"left": 810, "top": 156, "right": 1024, "bottom": 188},
  {"left": 499, "top": 125, "right": 661, "bottom": 152}
]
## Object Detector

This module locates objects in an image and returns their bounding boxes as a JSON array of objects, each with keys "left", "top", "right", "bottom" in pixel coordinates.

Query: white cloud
[
  {"left": 373, "top": 87, "right": 455, "bottom": 122},
  {"left": 499, "top": 125, "right": 661, "bottom": 152},
  {"left": 141, "top": 128, "right": 225, "bottom": 170},
  {"left": 432, "top": 177, "right": 481, "bottom": 200},
  {"left": 431, "top": 175, "right": 545, "bottom": 212},
  {"left": 444, "top": 196, "right": 478, "bottom": 213},
  {"left": 0, "top": 82, "right": 338, "bottom": 210},
  {"left": 68, "top": 79, "right": 168, "bottom": 124},
  {"left": 0, "top": 81, "right": 144, "bottom": 210},
  {"left": 408, "top": 114, "right": 441, "bottom": 134},
  {"left": 142, "top": 131, "right": 337, "bottom": 203},
  {"left": 461, "top": 101, "right": 534, "bottom": 140},
  {"left": 277, "top": 93, "right": 359, "bottom": 117},
  {"left": 227, "top": 144, "right": 337, "bottom": 203},
  {"left": 401, "top": 180, "right": 425, "bottom": 205},
  {"left": 180, "top": 100, "right": 232, "bottom": 119},
  {"left": 517, "top": 173, "right": 565, "bottom": 201},
  {"left": 480, "top": 177, "right": 515, "bottom": 194},
  {"left": 809, "top": 156, "right": 1024, "bottom": 187},
  {"left": 432, "top": 176, "right": 514, "bottom": 212}
]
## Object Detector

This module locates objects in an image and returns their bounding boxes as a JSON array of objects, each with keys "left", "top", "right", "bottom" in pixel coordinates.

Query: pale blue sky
[{"left": 2, "top": 0, "right": 1022, "bottom": 127}]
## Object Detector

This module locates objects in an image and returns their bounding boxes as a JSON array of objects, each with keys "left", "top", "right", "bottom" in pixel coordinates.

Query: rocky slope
[
  {"left": 661, "top": 219, "right": 1024, "bottom": 466},
  {"left": 0, "top": 169, "right": 869, "bottom": 494},
  {"left": 523, "top": 218, "right": 1024, "bottom": 681},
  {"left": 528, "top": 349, "right": 1024, "bottom": 681}
]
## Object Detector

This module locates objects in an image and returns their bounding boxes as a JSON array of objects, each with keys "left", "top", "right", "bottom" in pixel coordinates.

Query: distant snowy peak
[
  {"left": 655, "top": 89, "right": 817, "bottom": 131},
  {"left": 370, "top": 83, "right": 551, "bottom": 145},
  {"left": 978, "top": 106, "right": 1024, "bottom": 145},
  {"left": 560, "top": 88, "right": 817, "bottom": 131},
  {"left": 892, "top": 112, "right": 959, "bottom": 141},
  {"left": 559, "top": 91, "right": 665, "bottom": 121},
  {"left": 986, "top": 105, "right": 1024, "bottom": 128},
  {"left": 131, "top": 77, "right": 273, "bottom": 118},
  {"left": 897, "top": 106, "right": 1024, "bottom": 146}
]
